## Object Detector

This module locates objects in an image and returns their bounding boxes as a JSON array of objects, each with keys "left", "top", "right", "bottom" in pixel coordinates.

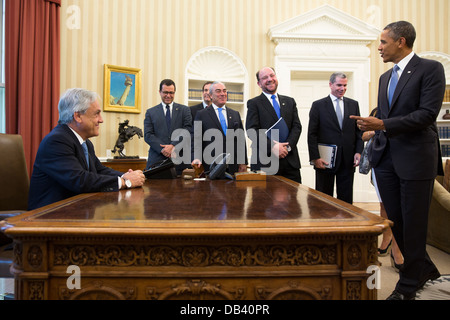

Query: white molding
[{"left": 418, "top": 52, "right": 450, "bottom": 84}]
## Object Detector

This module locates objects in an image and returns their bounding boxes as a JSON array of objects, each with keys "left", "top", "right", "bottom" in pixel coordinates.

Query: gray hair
[
  {"left": 330, "top": 72, "right": 347, "bottom": 84},
  {"left": 58, "top": 88, "right": 100, "bottom": 125},
  {"left": 209, "top": 81, "right": 226, "bottom": 96}
]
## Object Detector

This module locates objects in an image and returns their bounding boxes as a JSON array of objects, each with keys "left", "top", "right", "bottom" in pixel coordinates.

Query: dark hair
[
  {"left": 202, "top": 81, "right": 214, "bottom": 91},
  {"left": 159, "top": 79, "right": 176, "bottom": 91},
  {"left": 384, "top": 21, "right": 416, "bottom": 48}
]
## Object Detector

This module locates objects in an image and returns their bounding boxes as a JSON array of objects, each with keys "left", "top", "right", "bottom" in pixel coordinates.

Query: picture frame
[{"left": 103, "top": 64, "right": 142, "bottom": 113}]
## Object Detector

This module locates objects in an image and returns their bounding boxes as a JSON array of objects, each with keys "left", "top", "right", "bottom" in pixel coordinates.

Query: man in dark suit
[
  {"left": 144, "top": 79, "right": 192, "bottom": 174},
  {"left": 28, "top": 88, "right": 146, "bottom": 210},
  {"left": 246, "top": 67, "right": 302, "bottom": 183},
  {"left": 190, "top": 81, "right": 213, "bottom": 123},
  {"left": 308, "top": 72, "right": 363, "bottom": 204},
  {"left": 352, "top": 21, "right": 446, "bottom": 300},
  {"left": 192, "top": 81, "right": 247, "bottom": 176}
]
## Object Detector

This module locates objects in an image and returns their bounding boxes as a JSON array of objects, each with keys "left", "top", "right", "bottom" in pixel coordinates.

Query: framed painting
[{"left": 103, "top": 64, "right": 142, "bottom": 113}]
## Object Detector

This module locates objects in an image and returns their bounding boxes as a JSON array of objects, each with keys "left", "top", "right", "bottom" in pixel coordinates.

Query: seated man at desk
[
  {"left": 28, "top": 88, "right": 146, "bottom": 210},
  {"left": 191, "top": 81, "right": 248, "bottom": 176}
]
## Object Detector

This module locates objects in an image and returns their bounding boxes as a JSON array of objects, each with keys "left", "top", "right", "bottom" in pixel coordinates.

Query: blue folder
[{"left": 265, "top": 117, "right": 290, "bottom": 142}]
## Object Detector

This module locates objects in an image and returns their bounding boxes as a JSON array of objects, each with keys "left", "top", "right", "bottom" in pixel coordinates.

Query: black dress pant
[{"left": 374, "top": 150, "right": 438, "bottom": 295}]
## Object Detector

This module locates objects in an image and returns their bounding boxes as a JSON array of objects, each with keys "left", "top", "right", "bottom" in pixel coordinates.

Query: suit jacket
[
  {"left": 144, "top": 102, "right": 192, "bottom": 169},
  {"left": 370, "top": 54, "right": 446, "bottom": 180},
  {"left": 28, "top": 124, "right": 123, "bottom": 210},
  {"left": 246, "top": 93, "right": 302, "bottom": 171},
  {"left": 190, "top": 102, "right": 207, "bottom": 124},
  {"left": 308, "top": 96, "right": 363, "bottom": 173},
  {"left": 192, "top": 105, "right": 247, "bottom": 175}
]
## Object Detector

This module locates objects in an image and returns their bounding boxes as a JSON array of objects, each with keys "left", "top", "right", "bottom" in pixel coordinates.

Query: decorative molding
[
  {"left": 186, "top": 46, "right": 247, "bottom": 83},
  {"left": 53, "top": 244, "right": 337, "bottom": 268},
  {"left": 29, "top": 281, "right": 45, "bottom": 300},
  {"left": 346, "top": 281, "right": 362, "bottom": 300},
  {"left": 60, "top": 281, "right": 137, "bottom": 300},
  {"left": 255, "top": 281, "right": 331, "bottom": 300},
  {"left": 147, "top": 279, "right": 246, "bottom": 300},
  {"left": 418, "top": 52, "right": 450, "bottom": 84},
  {"left": 27, "top": 245, "right": 43, "bottom": 270},
  {"left": 268, "top": 4, "right": 380, "bottom": 45}
]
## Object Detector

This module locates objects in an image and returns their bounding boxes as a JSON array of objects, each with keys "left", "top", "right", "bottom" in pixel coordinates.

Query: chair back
[{"left": 0, "top": 134, "right": 29, "bottom": 211}]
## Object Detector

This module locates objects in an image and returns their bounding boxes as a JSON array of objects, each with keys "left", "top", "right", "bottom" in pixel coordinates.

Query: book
[
  {"left": 318, "top": 143, "right": 338, "bottom": 169},
  {"left": 265, "top": 117, "right": 289, "bottom": 142}
]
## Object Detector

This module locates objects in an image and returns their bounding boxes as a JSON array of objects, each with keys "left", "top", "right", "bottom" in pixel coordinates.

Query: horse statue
[{"left": 112, "top": 120, "right": 143, "bottom": 158}]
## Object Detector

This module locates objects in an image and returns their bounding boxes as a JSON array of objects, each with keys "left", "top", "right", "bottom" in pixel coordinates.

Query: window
[{"left": 0, "top": 0, "right": 5, "bottom": 133}]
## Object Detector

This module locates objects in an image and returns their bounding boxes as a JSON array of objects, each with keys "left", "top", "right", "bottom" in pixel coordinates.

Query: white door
[{"left": 290, "top": 72, "right": 378, "bottom": 203}]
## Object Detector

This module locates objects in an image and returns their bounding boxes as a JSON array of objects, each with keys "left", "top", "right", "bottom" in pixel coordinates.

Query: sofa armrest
[{"left": 432, "top": 180, "right": 450, "bottom": 209}]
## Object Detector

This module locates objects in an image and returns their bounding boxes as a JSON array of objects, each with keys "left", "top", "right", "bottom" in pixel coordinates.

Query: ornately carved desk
[{"left": 3, "top": 176, "right": 389, "bottom": 300}]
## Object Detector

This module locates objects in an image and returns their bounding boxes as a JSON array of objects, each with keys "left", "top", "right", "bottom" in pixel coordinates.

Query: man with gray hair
[
  {"left": 28, "top": 88, "right": 145, "bottom": 210},
  {"left": 308, "top": 72, "right": 363, "bottom": 204}
]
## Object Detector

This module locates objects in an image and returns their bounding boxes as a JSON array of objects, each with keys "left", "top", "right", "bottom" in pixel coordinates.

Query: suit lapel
[
  {"left": 259, "top": 93, "right": 279, "bottom": 122},
  {"left": 171, "top": 103, "right": 181, "bottom": 131},
  {"left": 389, "top": 54, "right": 420, "bottom": 114},
  {"left": 207, "top": 106, "right": 223, "bottom": 131},
  {"left": 63, "top": 125, "right": 91, "bottom": 170},
  {"left": 327, "top": 97, "right": 341, "bottom": 129},
  {"left": 158, "top": 103, "right": 171, "bottom": 134}
]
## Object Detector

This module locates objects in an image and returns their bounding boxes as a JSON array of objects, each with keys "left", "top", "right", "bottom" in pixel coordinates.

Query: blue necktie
[
  {"left": 335, "top": 98, "right": 343, "bottom": 129},
  {"left": 217, "top": 107, "right": 228, "bottom": 135},
  {"left": 82, "top": 142, "right": 89, "bottom": 169},
  {"left": 271, "top": 95, "right": 281, "bottom": 119},
  {"left": 388, "top": 65, "right": 400, "bottom": 107},
  {"left": 165, "top": 105, "right": 171, "bottom": 130}
]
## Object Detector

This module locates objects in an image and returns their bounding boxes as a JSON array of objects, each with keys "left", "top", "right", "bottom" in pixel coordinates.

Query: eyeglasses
[{"left": 161, "top": 91, "right": 175, "bottom": 95}]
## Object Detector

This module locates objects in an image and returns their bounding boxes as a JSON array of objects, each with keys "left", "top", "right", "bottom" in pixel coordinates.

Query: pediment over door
[{"left": 268, "top": 4, "right": 380, "bottom": 57}]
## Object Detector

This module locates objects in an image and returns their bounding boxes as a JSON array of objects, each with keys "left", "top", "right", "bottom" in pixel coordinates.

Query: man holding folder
[
  {"left": 308, "top": 72, "right": 363, "bottom": 204},
  {"left": 246, "top": 67, "right": 302, "bottom": 183}
]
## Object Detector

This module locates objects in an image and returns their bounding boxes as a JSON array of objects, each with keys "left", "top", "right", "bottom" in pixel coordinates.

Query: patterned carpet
[{"left": 416, "top": 275, "right": 450, "bottom": 300}]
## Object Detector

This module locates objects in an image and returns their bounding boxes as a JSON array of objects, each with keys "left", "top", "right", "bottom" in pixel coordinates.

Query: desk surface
[{"left": 5, "top": 176, "right": 388, "bottom": 238}]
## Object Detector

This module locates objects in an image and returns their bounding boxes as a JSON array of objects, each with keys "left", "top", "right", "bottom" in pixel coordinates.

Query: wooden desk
[
  {"left": 3, "top": 176, "right": 389, "bottom": 300},
  {"left": 101, "top": 158, "right": 147, "bottom": 172}
]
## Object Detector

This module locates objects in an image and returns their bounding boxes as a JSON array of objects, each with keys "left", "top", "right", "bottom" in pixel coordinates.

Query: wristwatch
[{"left": 123, "top": 177, "right": 132, "bottom": 189}]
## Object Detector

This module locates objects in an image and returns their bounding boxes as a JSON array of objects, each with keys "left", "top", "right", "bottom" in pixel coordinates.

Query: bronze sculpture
[{"left": 112, "top": 120, "right": 143, "bottom": 158}]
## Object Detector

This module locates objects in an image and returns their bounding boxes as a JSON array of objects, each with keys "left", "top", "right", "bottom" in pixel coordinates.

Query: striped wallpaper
[{"left": 60, "top": 0, "right": 450, "bottom": 159}]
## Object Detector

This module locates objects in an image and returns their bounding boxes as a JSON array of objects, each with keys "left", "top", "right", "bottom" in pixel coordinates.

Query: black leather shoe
[
  {"left": 417, "top": 270, "right": 441, "bottom": 289},
  {"left": 386, "top": 290, "right": 415, "bottom": 300}
]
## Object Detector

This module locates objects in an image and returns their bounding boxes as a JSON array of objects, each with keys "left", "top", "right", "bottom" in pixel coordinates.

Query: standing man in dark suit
[
  {"left": 28, "top": 88, "right": 145, "bottom": 210},
  {"left": 192, "top": 81, "right": 247, "bottom": 176},
  {"left": 144, "top": 79, "right": 192, "bottom": 174},
  {"left": 308, "top": 72, "right": 363, "bottom": 204},
  {"left": 190, "top": 81, "right": 213, "bottom": 123},
  {"left": 246, "top": 67, "right": 302, "bottom": 183},
  {"left": 352, "top": 21, "right": 446, "bottom": 300}
]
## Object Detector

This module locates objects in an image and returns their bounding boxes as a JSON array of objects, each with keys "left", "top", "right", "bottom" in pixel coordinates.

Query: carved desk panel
[{"left": 3, "top": 176, "right": 389, "bottom": 300}]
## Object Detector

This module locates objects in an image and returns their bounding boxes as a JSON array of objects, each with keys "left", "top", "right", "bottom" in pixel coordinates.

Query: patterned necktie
[
  {"left": 82, "top": 142, "right": 89, "bottom": 169},
  {"left": 388, "top": 65, "right": 400, "bottom": 107},
  {"left": 165, "top": 105, "right": 171, "bottom": 130},
  {"left": 271, "top": 95, "right": 281, "bottom": 119},
  {"left": 217, "top": 107, "right": 228, "bottom": 135},
  {"left": 335, "top": 98, "right": 343, "bottom": 129}
]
